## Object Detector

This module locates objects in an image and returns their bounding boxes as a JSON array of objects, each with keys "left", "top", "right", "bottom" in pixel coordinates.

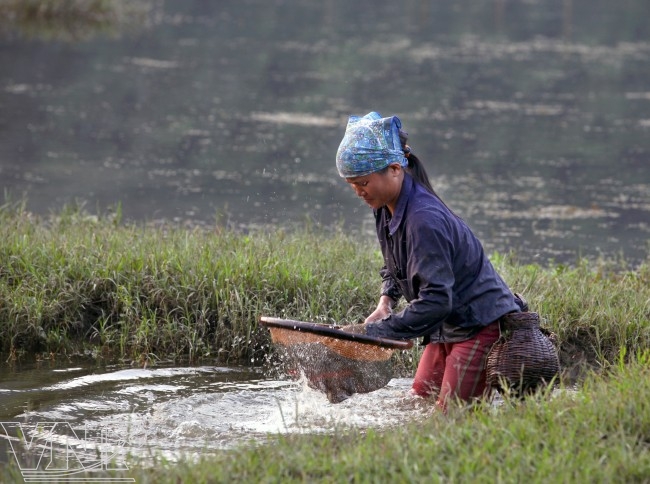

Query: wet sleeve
[
  {"left": 366, "top": 215, "right": 455, "bottom": 340},
  {"left": 379, "top": 265, "right": 402, "bottom": 302}
]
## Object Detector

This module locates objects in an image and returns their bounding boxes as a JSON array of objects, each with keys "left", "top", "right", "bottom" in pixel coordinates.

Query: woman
[{"left": 336, "top": 111, "right": 524, "bottom": 412}]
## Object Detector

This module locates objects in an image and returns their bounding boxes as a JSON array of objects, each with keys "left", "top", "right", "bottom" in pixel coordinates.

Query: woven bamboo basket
[
  {"left": 486, "top": 312, "right": 560, "bottom": 396},
  {"left": 260, "top": 317, "right": 412, "bottom": 403},
  {"left": 267, "top": 327, "right": 395, "bottom": 362}
]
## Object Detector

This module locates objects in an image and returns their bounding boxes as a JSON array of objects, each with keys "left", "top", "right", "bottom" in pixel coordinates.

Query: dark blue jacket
[{"left": 365, "top": 173, "right": 520, "bottom": 342}]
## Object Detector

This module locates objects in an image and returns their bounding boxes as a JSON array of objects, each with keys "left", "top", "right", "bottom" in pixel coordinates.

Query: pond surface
[
  {"left": 0, "top": 359, "right": 433, "bottom": 462},
  {"left": 0, "top": 0, "right": 649, "bottom": 266}
]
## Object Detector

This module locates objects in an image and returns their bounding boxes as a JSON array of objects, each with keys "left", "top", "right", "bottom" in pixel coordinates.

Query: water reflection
[{"left": 0, "top": 0, "right": 648, "bottom": 266}]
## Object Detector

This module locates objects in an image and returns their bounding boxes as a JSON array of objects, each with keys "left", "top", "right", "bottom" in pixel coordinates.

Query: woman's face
[{"left": 345, "top": 164, "right": 403, "bottom": 213}]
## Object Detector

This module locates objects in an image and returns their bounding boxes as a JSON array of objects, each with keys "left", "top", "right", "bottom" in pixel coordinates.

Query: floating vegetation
[
  {"left": 0, "top": 0, "right": 152, "bottom": 41},
  {"left": 250, "top": 111, "right": 341, "bottom": 127}
]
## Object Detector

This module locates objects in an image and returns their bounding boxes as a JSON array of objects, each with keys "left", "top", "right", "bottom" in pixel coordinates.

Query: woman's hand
[
  {"left": 340, "top": 296, "right": 396, "bottom": 335},
  {"left": 364, "top": 295, "right": 395, "bottom": 324}
]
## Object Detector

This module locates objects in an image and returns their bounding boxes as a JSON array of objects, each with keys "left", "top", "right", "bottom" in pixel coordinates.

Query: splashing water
[{"left": 0, "top": 362, "right": 435, "bottom": 463}]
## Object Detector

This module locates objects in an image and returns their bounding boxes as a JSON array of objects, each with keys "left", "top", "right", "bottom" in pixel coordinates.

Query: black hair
[
  {"left": 398, "top": 129, "right": 459, "bottom": 216},
  {"left": 398, "top": 129, "right": 435, "bottom": 194},
  {"left": 405, "top": 151, "right": 435, "bottom": 194}
]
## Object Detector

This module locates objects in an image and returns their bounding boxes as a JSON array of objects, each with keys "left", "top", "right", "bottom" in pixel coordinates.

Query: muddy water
[{"left": 0, "top": 360, "right": 433, "bottom": 461}]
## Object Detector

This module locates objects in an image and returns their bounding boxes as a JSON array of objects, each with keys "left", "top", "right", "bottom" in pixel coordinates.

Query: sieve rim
[{"left": 259, "top": 316, "right": 413, "bottom": 350}]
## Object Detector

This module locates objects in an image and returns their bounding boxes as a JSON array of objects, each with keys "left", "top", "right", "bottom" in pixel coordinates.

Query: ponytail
[
  {"left": 398, "top": 128, "right": 437, "bottom": 195},
  {"left": 399, "top": 129, "right": 459, "bottom": 217},
  {"left": 405, "top": 152, "right": 435, "bottom": 195}
]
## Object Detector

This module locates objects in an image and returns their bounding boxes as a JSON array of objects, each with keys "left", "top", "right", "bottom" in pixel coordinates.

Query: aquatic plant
[{"left": 0, "top": 0, "right": 150, "bottom": 41}]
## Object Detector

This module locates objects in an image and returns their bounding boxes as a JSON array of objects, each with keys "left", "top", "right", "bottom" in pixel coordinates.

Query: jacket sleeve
[
  {"left": 379, "top": 265, "right": 402, "bottom": 302},
  {"left": 366, "top": 213, "right": 455, "bottom": 340}
]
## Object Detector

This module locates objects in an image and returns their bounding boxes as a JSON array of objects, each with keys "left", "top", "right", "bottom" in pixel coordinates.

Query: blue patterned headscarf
[{"left": 336, "top": 112, "right": 408, "bottom": 178}]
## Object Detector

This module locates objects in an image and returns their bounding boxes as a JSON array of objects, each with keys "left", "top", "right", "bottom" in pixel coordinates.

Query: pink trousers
[{"left": 411, "top": 321, "right": 501, "bottom": 412}]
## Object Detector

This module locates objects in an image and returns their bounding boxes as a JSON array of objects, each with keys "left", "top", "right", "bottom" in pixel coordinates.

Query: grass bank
[
  {"left": 0, "top": 202, "right": 380, "bottom": 363},
  {"left": 0, "top": 201, "right": 649, "bottom": 377}
]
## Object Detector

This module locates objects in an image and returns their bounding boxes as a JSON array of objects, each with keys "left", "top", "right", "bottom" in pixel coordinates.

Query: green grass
[
  {"left": 0, "top": 200, "right": 649, "bottom": 378},
  {"left": 490, "top": 252, "right": 650, "bottom": 378},
  {"left": 0, "top": 201, "right": 380, "bottom": 363}
]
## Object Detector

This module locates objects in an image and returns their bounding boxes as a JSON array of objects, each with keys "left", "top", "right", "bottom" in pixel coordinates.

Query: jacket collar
[{"left": 387, "top": 172, "right": 413, "bottom": 236}]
